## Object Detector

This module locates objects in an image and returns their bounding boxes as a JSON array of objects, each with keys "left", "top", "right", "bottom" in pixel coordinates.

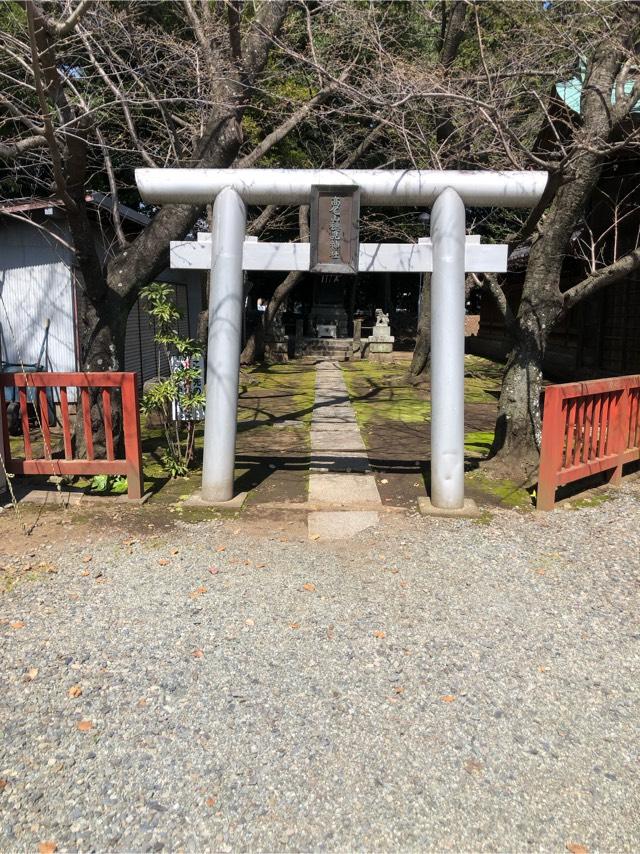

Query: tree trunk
[
  {"left": 486, "top": 37, "right": 635, "bottom": 480},
  {"left": 240, "top": 315, "right": 266, "bottom": 364},
  {"left": 488, "top": 319, "right": 545, "bottom": 483},
  {"left": 409, "top": 274, "right": 431, "bottom": 379},
  {"left": 240, "top": 270, "right": 303, "bottom": 364},
  {"left": 74, "top": 283, "right": 132, "bottom": 457}
]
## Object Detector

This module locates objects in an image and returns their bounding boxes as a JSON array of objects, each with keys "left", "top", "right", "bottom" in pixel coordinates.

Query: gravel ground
[{"left": 1, "top": 482, "right": 639, "bottom": 852}]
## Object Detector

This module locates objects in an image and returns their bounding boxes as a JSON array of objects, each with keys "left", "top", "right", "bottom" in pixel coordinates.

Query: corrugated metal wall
[
  {"left": 0, "top": 218, "right": 203, "bottom": 394},
  {"left": 124, "top": 281, "right": 197, "bottom": 390},
  {"left": 0, "top": 220, "right": 76, "bottom": 374}
]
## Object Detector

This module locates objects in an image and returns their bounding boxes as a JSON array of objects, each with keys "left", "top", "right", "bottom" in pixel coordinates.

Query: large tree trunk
[
  {"left": 486, "top": 36, "right": 636, "bottom": 480},
  {"left": 488, "top": 318, "right": 545, "bottom": 482},
  {"left": 74, "top": 283, "right": 132, "bottom": 457}
]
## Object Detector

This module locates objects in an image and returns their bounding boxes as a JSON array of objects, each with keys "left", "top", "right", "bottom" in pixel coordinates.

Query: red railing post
[
  {"left": 608, "top": 385, "right": 628, "bottom": 486},
  {"left": 122, "top": 373, "right": 144, "bottom": 500},
  {"left": 537, "top": 385, "right": 564, "bottom": 511},
  {"left": 0, "top": 394, "right": 11, "bottom": 475}
]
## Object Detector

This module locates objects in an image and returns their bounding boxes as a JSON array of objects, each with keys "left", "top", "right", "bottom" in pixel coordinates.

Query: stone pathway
[{"left": 307, "top": 362, "right": 381, "bottom": 540}]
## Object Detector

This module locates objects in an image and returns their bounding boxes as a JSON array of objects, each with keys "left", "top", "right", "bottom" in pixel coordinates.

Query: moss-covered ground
[{"left": 340, "top": 357, "right": 503, "bottom": 509}]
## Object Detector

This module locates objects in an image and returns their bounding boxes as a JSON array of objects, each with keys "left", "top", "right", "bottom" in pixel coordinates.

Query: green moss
[
  {"left": 238, "top": 363, "right": 316, "bottom": 425},
  {"left": 466, "top": 469, "right": 533, "bottom": 509},
  {"left": 341, "top": 362, "right": 429, "bottom": 427},
  {"left": 464, "top": 355, "right": 503, "bottom": 404},
  {"left": 473, "top": 510, "right": 494, "bottom": 526},
  {"left": 464, "top": 430, "right": 494, "bottom": 457},
  {"left": 571, "top": 493, "right": 612, "bottom": 509}
]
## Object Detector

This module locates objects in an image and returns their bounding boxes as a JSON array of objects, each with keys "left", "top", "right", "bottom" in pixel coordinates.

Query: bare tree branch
[
  {"left": 45, "top": 0, "right": 93, "bottom": 38},
  {"left": 562, "top": 246, "right": 640, "bottom": 313}
]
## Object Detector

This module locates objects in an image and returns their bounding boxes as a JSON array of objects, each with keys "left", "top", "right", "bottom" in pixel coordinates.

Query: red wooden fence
[
  {"left": 538, "top": 375, "right": 640, "bottom": 510},
  {"left": 0, "top": 372, "right": 144, "bottom": 500}
]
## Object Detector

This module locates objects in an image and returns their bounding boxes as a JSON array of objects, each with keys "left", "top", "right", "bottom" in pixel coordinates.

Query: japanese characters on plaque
[{"left": 310, "top": 185, "right": 360, "bottom": 274}]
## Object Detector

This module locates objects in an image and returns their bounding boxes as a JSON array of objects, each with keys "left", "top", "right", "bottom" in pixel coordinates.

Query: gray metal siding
[{"left": 0, "top": 221, "right": 76, "bottom": 375}]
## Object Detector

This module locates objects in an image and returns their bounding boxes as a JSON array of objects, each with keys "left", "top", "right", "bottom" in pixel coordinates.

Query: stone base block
[
  {"left": 184, "top": 490, "right": 247, "bottom": 509},
  {"left": 368, "top": 340, "right": 394, "bottom": 353},
  {"left": 417, "top": 496, "right": 480, "bottom": 518}
]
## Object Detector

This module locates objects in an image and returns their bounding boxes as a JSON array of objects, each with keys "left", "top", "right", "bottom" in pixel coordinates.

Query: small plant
[
  {"left": 140, "top": 283, "right": 205, "bottom": 477},
  {"left": 89, "top": 474, "right": 128, "bottom": 494}
]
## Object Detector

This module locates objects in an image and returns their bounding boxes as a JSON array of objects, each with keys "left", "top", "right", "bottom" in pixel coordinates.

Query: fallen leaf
[
  {"left": 158, "top": 559, "right": 169, "bottom": 566},
  {"left": 26, "top": 667, "right": 38, "bottom": 681},
  {"left": 171, "top": 548, "right": 179, "bottom": 555},
  {"left": 302, "top": 582, "right": 316, "bottom": 592},
  {"left": 123, "top": 538, "right": 137, "bottom": 546},
  {"left": 245, "top": 618, "right": 255, "bottom": 626},
  {"left": 38, "top": 842, "right": 57, "bottom": 854},
  {"left": 380, "top": 478, "right": 388, "bottom": 484},
  {"left": 190, "top": 586, "right": 207, "bottom": 598},
  {"left": 373, "top": 630, "right": 386, "bottom": 639},
  {"left": 80, "top": 570, "right": 90, "bottom": 577},
  {"left": 0, "top": 779, "right": 7, "bottom": 790},
  {"left": 566, "top": 844, "right": 588, "bottom": 854},
  {"left": 326, "top": 624, "right": 335, "bottom": 639},
  {"left": 538, "top": 665, "right": 548, "bottom": 673},
  {"left": 256, "top": 563, "right": 266, "bottom": 569},
  {"left": 216, "top": 546, "right": 226, "bottom": 553},
  {"left": 393, "top": 686, "right": 404, "bottom": 694},
  {"left": 9, "top": 621, "right": 25, "bottom": 630},
  {"left": 206, "top": 796, "right": 217, "bottom": 807},
  {"left": 208, "top": 566, "right": 219, "bottom": 575},
  {"left": 440, "top": 694, "right": 456, "bottom": 703},
  {"left": 137, "top": 698, "right": 147, "bottom": 707},
  {"left": 192, "top": 649, "right": 204, "bottom": 658},
  {"left": 68, "top": 685, "right": 83, "bottom": 698},
  {"left": 465, "top": 758, "right": 484, "bottom": 775},
  {"left": 76, "top": 720, "right": 93, "bottom": 732},
  {"left": 82, "top": 555, "right": 92, "bottom": 563},
  {"left": 289, "top": 622, "right": 300, "bottom": 629},
  {"left": 310, "top": 533, "right": 320, "bottom": 540}
]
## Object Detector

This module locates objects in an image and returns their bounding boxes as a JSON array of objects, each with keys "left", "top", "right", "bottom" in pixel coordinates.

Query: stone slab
[
  {"left": 310, "top": 429, "right": 366, "bottom": 451},
  {"left": 310, "top": 455, "right": 370, "bottom": 474},
  {"left": 308, "top": 510, "right": 379, "bottom": 541},
  {"left": 185, "top": 490, "right": 248, "bottom": 509},
  {"left": 417, "top": 496, "right": 480, "bottom": 518},
  {"left": 309, "top": 473, "right": 381, "bottom": 507},
  {"left": 8, "top": 486, "right": 152, "bottom": 506}
]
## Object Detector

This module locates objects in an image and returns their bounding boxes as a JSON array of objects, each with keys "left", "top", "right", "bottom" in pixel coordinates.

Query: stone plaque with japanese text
[{"left": 310, "top": 185, "right": 360, "bottom": 274}]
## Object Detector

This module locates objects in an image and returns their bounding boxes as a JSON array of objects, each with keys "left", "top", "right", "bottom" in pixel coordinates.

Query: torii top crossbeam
[{"left": 136, "top": 168, "right": 546, "bottom": 207}]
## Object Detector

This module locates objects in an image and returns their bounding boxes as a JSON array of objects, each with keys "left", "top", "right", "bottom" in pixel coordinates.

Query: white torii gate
[{"left": 135, "top": 168, "right": 547, "bottom": 512}]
